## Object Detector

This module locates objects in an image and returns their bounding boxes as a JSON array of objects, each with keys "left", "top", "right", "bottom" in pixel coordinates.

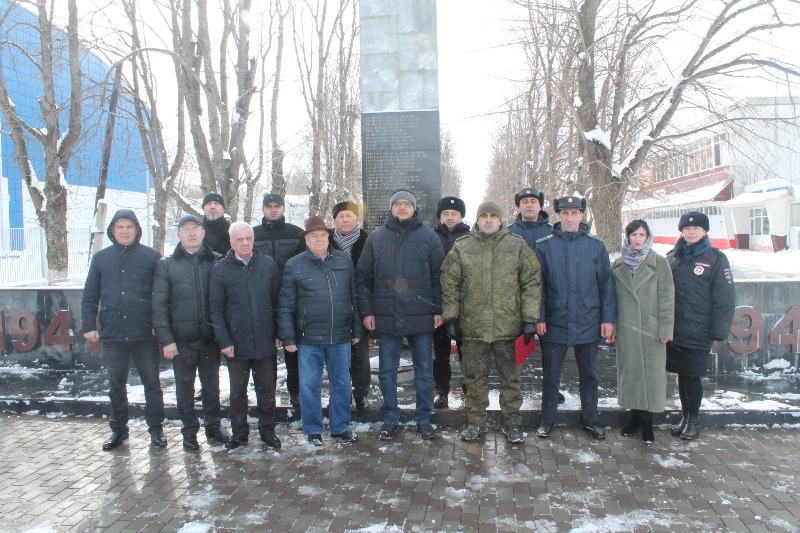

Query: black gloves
[
  {"left": 445, "top": 319, "right": 462, "bottom": 340},
  {"left": 521, "top": 322, "right": 536, "bottom": 344}
]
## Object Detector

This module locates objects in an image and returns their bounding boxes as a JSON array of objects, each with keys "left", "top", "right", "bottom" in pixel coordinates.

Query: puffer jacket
[
  {"left": 279, "top": 249, "right": 364, "bottom": 346},
  {"left": 209, "top": 250, "right": 281, "bottom": 359},
  {"left": 356, "top": 210, "right": 445, "bottom": 336},
  {"left": 253, "top": 215, "right": 303, "bottom": 273},
  {"left": 202, "top": 216, "right": 231, "bottom": 255},
  {"left": 535, "top": 221, "right": 616, "bottom": 344},
  {"left": 667, "top": 236, "right": 735, "bottom": 351},
  {"left": 81, "top": 209, "right": 161, "bottom": 342},
  {"left": 151, "top": 244, "right": 221, "bottom": 347},
  {"left": 508, "top": 211, "right": 553, "bottom": 251},
  {"left": 435, "top": 221, "right": 470, "bottom": 255},
  {"left": 441, "top": 226, "right": 541, "bottom": 341}
]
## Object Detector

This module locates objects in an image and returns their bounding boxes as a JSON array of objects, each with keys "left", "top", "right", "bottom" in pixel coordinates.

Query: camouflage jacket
[{"left": 441, "top": 226, "right": 541, "bottom": 342}]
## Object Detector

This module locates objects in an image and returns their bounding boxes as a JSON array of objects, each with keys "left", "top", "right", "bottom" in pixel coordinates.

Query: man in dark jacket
[
  {"left": 508, "top": 187, "right": 565, "bottom": 405},
  {"left": 209, "top": 222, "right": 282, "bottom": 450},
  {"left": 331, "top": 200, "right": 372, "bottom": 411},
  {"left": 432, "top": 196, "right": 470, "bottom": 408},
  {"left": 508, "top": 187, "right": 552, "bottom": 250},
  {"left": 201, "top": 192, "right": 231, "bottom": 255},
  {"left": 357, "top": 190, "right": 445, "bottom": 441},
  {"left": 81, "top": 209, "right": 165, "bottom": 451},
  {"left": 279, "top": 216, "right": 364, "bottom": 445},
  {"left": 253, "top": 192, "right": 304, "bottom": 415},
  {"left": 151, "top": 215, "right": 229, "bottom": 452},
  {"left": 535, "top": 195, "right": 616, "bottom": 440}
]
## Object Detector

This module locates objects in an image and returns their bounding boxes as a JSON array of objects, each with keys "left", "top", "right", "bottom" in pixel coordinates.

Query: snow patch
[{"left": 177, "top": 523, "right": 214, "bottom": 533}]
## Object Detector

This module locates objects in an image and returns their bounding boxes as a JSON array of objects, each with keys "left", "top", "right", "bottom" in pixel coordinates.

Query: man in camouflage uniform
[{"left": 441, "top": 200, "right": 541, "bottom": 443}]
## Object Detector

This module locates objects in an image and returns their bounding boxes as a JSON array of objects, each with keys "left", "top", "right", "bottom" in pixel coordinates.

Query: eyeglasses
[
  {"left": 179, "top": 227, "right": 204, "bottom": 235},
  {"left": 393, "top": 201, "right": 413, "bottom": 208}
]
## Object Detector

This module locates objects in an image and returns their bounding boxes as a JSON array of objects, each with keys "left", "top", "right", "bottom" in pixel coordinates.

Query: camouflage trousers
[{"left": 461, "top": 340, "right": 522, "bottom": 426}]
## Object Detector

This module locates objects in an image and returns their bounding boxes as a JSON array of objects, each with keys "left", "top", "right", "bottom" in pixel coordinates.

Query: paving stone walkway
[{"left": 0, "top": 414, "right": 798, "bottom": 532}]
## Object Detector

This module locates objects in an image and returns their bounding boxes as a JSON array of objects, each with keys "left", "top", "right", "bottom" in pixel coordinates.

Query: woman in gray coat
[{"left": 611, "top": 220, "right": 674, "bottom": 444}]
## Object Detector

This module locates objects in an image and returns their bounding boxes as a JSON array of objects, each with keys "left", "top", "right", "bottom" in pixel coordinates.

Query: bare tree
[
  {"left": 440, "top": 129, "right": 463, "bottom": 197},
  {"left": 509, "top": 0, "right": 800, "bottom": 251},
  {"left": 0, "top": 0, "right": 81, "bottom": 283},
  {"left": 292, "top": 0, "right": 359, "bottom": 217}
]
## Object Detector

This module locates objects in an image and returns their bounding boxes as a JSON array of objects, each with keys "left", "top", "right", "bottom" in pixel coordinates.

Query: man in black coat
[
  {"left": 330, "top": 200, "right": 372, "bottom": 411},
  {"left": 201, "top": 192, "right": 231, "bottom": 255},
  {"left": 81, "top": 209, "right": 165, "bottom": 451},
  {"left": 253, "top": 192, "right": 304, "bottom": 414},
  {"left": 210, "top": 222, "right": 282, "bottom": 450},
  {"left": 151, "top": 215, "right": 229, "bottom": 452},
  {"left": 432, "top": 196, "right": 470, "bottom": 408},
  {"left": 357, "top": 190, "right": 445, "bottom": 441}
]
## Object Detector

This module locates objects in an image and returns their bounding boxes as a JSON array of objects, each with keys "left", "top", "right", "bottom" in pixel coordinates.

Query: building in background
[
  {"left": 0, "top": 0, "right": 149, "bottom": 283},
  {"left": 625, "top": 97, "right": 800, "bottom": 252}
]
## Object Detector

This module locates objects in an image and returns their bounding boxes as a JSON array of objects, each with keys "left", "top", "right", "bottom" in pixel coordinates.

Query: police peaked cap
[
  {"left": 553, "top": 195, "right": 586, "bottom": 213},
  {"left": 514, "top": 187, "right": 545, "bottom": 207},
  {"left": 436, "top": 196, "right": 466, "bottom": 218}
]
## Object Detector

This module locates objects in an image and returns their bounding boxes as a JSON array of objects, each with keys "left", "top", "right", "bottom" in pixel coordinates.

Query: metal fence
[{"left": 0, "top": 226, "right": 154, "bottom": 286}]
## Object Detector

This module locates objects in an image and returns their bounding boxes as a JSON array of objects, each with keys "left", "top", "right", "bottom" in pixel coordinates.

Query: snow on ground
[{"left": 652, "top": 243, "right": 800, "bottom": 274}]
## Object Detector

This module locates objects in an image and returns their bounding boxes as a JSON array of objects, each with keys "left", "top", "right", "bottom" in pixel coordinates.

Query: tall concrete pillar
[{"left": 360, "top": 0, "right": 440, "bottom": 229}]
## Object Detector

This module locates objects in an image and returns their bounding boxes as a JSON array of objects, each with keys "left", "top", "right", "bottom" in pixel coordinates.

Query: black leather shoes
[
  {"left": 354, "top": 396, "right": 369, "bottom": 411},
  {"left": 536, "top": 423, "right": 554, "bottom": 438},
  {"left": 378, "top": 423, "right": 399, "bottom": 441},
  {"left": 102, "top": 431, "right": 128, "bottom": 451},
  {"left": 261, "top": 430, "right": 282, "bottom": 449},
  {"left": 150, "top": 429, "right": 168, "bottom": 447},
  {"left": 582, "top": 422, "right": 606, "bottom": 440},
  {"left": 225, "top": 435, "right": 248, "bottom": 450},
  {"left": 183, "top": 436, "right": 200, "bottom": 452},
  {"left": 417, "top": 423, "right": 435, "bottom": 440},
  {"left": 205, "top": 425, "right": 230, "bottom": 444},
  {"left": 433, "top": 393, "right": 449, "bottom": 409}
]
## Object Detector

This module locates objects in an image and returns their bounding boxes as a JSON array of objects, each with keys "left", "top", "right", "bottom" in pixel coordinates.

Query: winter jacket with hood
[
  {"left": 279, "top": 249, "right": 364, "bottom": 346},
  {"left": 151, "top": 243, "right": 221, "bottom": 347},
  {"left": 612, "top": 249, "right": 674, "bottom": 412},
  {"left": 81, "top": 209, "right": 162, "bottom": 342},
  {"left": 535, "top": 221, "right": 616, "bottom": 345},
  {"left": 209, "top": 249, "right": 281, "bottom": 359},
  {"left": 434, "top": 221, "right": 470, "bottom": 255},
  {"left": 253, "top": 215, "right": 303, "bottom": 274},
  {"left": 202, "top": 216, "right": 231, "bottom": 255},
  {"left": 508, "top": 211, "right": 553, "bottom": 251},
  {"left": 356, "top": 210, "right": 445, "bottom": 336},
  {"left": 441, "top": 226, "right": 541, "bottom": 341},
  {"left": 667, "top": 236, "right": 735, "bottom": 351}
]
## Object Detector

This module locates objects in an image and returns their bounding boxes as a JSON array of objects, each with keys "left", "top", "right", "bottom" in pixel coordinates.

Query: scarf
[
  {"left": 333, "top": 226, "right": 360, "bottom": 254},
  {"left": 621, "top": 234, "right": 653, "bottom": 276},
  {"left": 674, "top": 235, "right": 711, "bottom": 258}
]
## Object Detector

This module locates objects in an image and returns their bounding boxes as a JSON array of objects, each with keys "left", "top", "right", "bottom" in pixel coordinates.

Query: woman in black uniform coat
[{"left": 666, "top": 212, "right": 735, "bottom": 441}]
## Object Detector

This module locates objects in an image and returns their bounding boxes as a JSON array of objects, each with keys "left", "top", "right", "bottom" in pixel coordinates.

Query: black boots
[
  {"left": 681, "top": 414, "right": 699, "bottom": 440},
  {"left": 620, "top": 410, "right": 641, "bottom": 436},
  {"left": 671, "top": 412, "right": 688, "bottom": 436},
  {"left": 639, "top": 412, "right": 654, "bottom": 444}
]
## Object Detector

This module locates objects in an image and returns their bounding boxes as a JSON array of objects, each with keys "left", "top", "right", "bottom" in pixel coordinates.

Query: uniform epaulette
[
  {"left": 454, "top": 234, "right": 471, "bottom": 242},
  {"left": 507, "top": 232, "right": 525, "bottom": 241},
  {"left": 535, "top": 234, "right": 553, "bottom": 244}
]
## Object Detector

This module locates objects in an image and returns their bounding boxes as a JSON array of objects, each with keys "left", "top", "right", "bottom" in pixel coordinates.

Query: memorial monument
[{"left": 360, "top": 0, "right": 440, "bottom": 229}]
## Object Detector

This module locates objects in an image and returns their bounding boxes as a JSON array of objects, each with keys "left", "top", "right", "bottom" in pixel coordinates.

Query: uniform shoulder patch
[
  {"left": 723, "top": 267, "right": 733, "bottom": 284},
  {"left": 535, "top": 234, "right": 553, "bottom": 244}
]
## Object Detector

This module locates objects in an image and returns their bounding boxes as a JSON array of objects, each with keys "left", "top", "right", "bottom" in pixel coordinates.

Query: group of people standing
[{"left": 81, "top": 184, "right": 735, "bottom": 453}]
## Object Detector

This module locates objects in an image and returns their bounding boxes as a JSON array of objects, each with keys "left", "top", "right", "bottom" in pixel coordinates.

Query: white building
[{"left": 625, "top": 97, "right": 800, "bottom": 251}]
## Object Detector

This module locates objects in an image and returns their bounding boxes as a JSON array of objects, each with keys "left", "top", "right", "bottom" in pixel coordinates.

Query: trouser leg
[
  {"left": 196, "top": 342, "right": 222, "bottom": 428},
  {"left": 540, "top": 341, "right": 568, "bottom": 425},
  {"left": 103, "top": 342, "right": 131, "bottom": 433},
  {"left": 493, "top": 340, "right": 522, "bottom": 426},
  {"left": 573, "top": 342, "right": 599, "bottom": 425},
  {"left": 227, "top": 358, "right": 252, "bottom": 437},
  {"left": 173, "top": 343, "right": 201, "bottom": 438},
  {"left": 432, "top": 327, "right": 452, "bottom": 393},
  {"left": 461, "top": 340, "right": 490, "bottom": 426},
  {"left": 252, "top": 356, "right": 277, "bottom": 433},
  {"left": 350, "top": 332, "right": 371, "bottom": 399}
]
